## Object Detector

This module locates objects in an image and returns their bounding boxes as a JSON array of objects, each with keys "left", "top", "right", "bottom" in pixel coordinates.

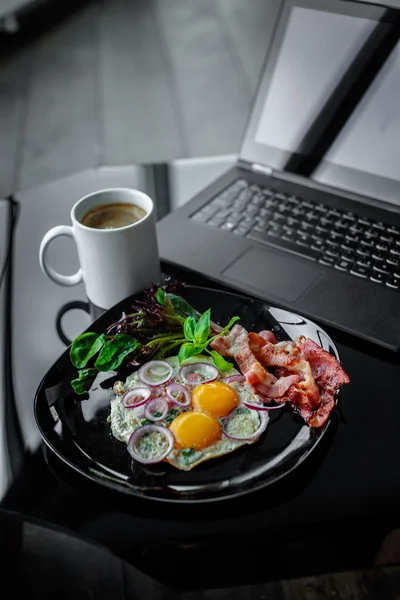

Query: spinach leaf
[
  {"left": 194, "top": 309, "right": 211, "bottom": 345},
  {"left": 95, "top": 334, "right": 140, "bottom": 371},
  {"left": 183, "top": 316, "right": 196, "bottom": 342},
  {"left": 178, "top": 342, "right": 204, "bottom": 364},
  {"left": 168, "top": 294, "right": 197, "bottom": 318},
  {"left": 71, "top": 368, "right": 97, "bottom": 395},
  {"left": 70, "top": 332, "right": 106, "bottom": 369},
  {"left": 208, "top": 350, "right": 234, "bottom": 373}
]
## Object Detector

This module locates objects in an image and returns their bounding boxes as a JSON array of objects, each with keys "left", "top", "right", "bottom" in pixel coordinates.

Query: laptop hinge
[{"left": 250, "top": 163, "right": 274, "bottom": 176}]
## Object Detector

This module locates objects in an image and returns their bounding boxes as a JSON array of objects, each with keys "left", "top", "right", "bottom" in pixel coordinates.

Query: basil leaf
[
  {"left": 71, "top": 368, "right": 97, "bottom": 395},
  {"left": 95, "top": 334, "right": 140, "bottom": 371},
  {"left": 178, "top": 342, "right": 204, "bottom": 364},
  {"left": 70, "top": 332, "right": 107, "bottom": 369},
  {"left": 168, "top": 294, "right": 197, "bottom": 318},
  {"left": 155, "top": 288, "right": 165, "bottom": 305},
  {"left": 221, "top": 316, "right": 240, "bottom": 333},
  {"left": 194, "top": 309, "right": 211, "bottom": 345},
  {"left": 208, "top": 350, "right": 234, "bottom": 373},
  {"left": 184, "top": 316, "right": 196, "bottom": 342}
]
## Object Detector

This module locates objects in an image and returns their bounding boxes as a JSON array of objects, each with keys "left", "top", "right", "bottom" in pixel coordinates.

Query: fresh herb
[
  {"left": 236, "top": 408, "right": 250, "bottom": 415},
  {"left": 71, "top": 368, "right": 97, "bottom": 395},
  {"left": 207, "top": 350, "right": 234, "bottom": 373},
  {"left": 69, "top": 280, "right": 241, "bottom": 393},
  {"left": 153, "top": 411, "right": 162, "bottom": 418},
  {"left": 94, "top": 334, "right": 140, "bottom": 371},
  {"left": 181, "top": 448, "right": 196, "bottom": 457},
  {"left": 178, "top": 311, "right": 239, "bottom": 370},
  {"left": 164, "top": 408, "right": 180, "bottom": 424},
  {"left": 140, "top": 419, "right": 152, "bottom": 426},
  {"left": 70, "top": 333, "right": 106, "bottom": 369}
]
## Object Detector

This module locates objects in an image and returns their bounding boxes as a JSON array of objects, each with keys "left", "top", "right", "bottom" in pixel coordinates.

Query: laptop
[{"left": 158, "top": 0, "right": 400, "bottom": 352}]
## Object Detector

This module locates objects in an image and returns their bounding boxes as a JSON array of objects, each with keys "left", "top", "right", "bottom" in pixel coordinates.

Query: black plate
[{"left": 34, "top": 286, "right": 341, "bottom": 504}]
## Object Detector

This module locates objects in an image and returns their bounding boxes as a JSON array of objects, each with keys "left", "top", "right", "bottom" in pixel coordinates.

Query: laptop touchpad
[{"left": 223, "top": 248, "right": 321, "bottom": 303}]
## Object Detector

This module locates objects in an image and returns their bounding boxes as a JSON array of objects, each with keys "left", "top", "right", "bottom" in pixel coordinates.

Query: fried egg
[{"left": 109, "top": 354, "right": 266, "bottom": 471}]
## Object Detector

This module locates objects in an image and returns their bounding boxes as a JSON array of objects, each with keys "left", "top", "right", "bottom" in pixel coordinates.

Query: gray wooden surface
[{"left": 0, "top": 0, "right": 281, "bottom": 195}]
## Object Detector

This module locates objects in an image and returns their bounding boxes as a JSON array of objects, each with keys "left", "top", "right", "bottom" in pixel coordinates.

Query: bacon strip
[
  {"left": 210, "top": 325, "right": 299, "bottom": 398},
  {"left": 298, "top": 336, "right": 350, "bottom": 394}
]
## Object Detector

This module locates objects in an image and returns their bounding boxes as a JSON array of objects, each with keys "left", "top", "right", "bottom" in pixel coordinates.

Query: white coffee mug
[{"left": 39, "top": 188, "right": 161, "bottom": 309}]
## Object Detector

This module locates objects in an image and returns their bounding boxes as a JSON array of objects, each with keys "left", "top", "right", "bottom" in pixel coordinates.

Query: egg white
[{"left": 109, "top": 354, "right": 266, "bottom": 470}]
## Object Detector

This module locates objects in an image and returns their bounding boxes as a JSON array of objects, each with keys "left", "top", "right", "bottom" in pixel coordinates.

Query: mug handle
[
  {"left": 39, "top": 225, "right": 83, "bottom": 286},
  {"left": 56, "top": 300, "right": 91, "bottom": 346}
]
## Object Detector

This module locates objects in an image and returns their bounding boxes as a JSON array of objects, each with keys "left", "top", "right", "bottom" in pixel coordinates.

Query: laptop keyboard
[{"left": 191, "top": 179, "right": 400, "bottom": 291}]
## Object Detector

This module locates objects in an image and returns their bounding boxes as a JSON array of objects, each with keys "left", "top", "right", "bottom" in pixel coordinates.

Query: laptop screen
[{"left": 241, "top": 0, "right": 400, "bottom": 207}]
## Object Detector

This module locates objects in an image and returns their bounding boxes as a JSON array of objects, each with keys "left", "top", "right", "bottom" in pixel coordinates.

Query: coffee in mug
[
  {"left": 81, "top": 202, "right": 146, "bottom": 229},
  {"left": 39, "top": 188, "right": 161, "bottom": 310}
]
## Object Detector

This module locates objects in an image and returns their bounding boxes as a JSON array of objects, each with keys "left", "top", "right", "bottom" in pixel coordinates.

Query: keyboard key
[
  {"left": 356, "top": 248, "right": 370, "bottom": 258},
  {"left": 282, "top": 230, "right": 297, "bottom": 242},
  {"left": 341, "top": 241, "right": 358, "bottom": 252},
  {"left": 192, "top": 211, "right": 212, "bottom": 223},
  {"left": 248, "top": 231, "right": 321, "bottom": 261},
  {"left": 208, "top": 215, "right": 226, "bottom": 227},
  {"left": 326, "top": 249, "right": 339, "bottom": 258},
  {"left": 370, "top": 271, "right": 387, "bottom": 284},
  {"left": 221, "top": 222, "right": 237, "bottom": 231},
  {"left": 358, "top": 217, "right": 371, "bottom": 226},
  {"left": 335, "top": 259, "right": 352, "bottom": 272},
  {"left": 390, "top": 247, "right": 400, "bottom": 257},
  {"left": 372, "top": 222, "right": 385, "bottom": 231},
  {"left": 341, "top": 250, "right": 353, "bottom": 261},
  {"left": 387, "top": 276, "right": 400, "bottom": 289},
  {"left": 343, "top": 213, "right": 356, "bottom": 222},
  {"left": 319, "top": 255, "right": 336, "bottom": 266},
  {"left": 386, "top": 257, "right": 399, "bottom": 267},
  {"left": 388, "top": 226, "right": 400, "bottom": 235},
  {"left": 357, "top": 258, "right": 373, "bottom": 268},
  {"left": 351, "top": 265, "right": 370, "bottom": 278},
  {"left": 335, "top": 220, "right": 349, "bottom": 229},
  {"left": 360, "top": 239, "right": 374, "bottom": 249},
  {"left": 233, "top": 224, "right": 251, "bottom": 236},
  {"left": 300, "top": 221, "right": 313, "bottom": 231},
  {"left": 296, "top": 232, "right": 311, "bottom": 245},
  {"left": 373, "top": 262, "right": 394, "bottom": 274}
]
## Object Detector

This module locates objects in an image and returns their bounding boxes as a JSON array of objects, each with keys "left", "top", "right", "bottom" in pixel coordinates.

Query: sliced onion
[
  {"left": 225, "top": 374, "right": 246, "bottom": 384},
  {"left": 138, "top": 360, "right": 173, "bottom": 387},
  {"left": 166, "top": 383, "right": 191, "bottom": 407},
  {"left": 179, "top": 362, "right": 219, "bottom": 385},
  {"left": 222, "top": 406, "right": 269, "bottom": 441},
  {"left": 244, "top": 399, "right": 285, "bottom": 411},
  {"left": 144, "top": 397, "right": 169, "bottom": 421},
  {"left": 122, "top": 387, "right": 151, "bottom": 408},
  {"left": 127, "top": 425, "right": 174, "bottom": 464}
]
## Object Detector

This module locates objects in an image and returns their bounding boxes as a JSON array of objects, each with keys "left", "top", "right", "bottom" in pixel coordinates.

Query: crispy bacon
[
  {"left": 259, "top": 330, "right": 278, "bottom": 344},
  {"left": 298, "top": 336, "right": 350, "bottom": 394},
  {"left": 210, "top": 325, "right": 298, "bottom": 398},
  {"left": 211, "top": 325, "right": 349, "bottom": 428}
]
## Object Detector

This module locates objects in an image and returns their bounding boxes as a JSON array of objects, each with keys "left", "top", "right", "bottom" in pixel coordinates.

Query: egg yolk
[
  {"left": 169, "top": 412, "right": 221, "bottom": 449},
  {"left": 191, "top": 381, "right": 239, "bottom": 417}
]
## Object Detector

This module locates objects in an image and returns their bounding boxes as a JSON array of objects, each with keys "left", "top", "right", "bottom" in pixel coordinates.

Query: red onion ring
[
  {"left": 166, "top": 383, "right": 191, "bottom": 407},
  {"left": 222, "top": 406, "right": 269, "bottom": 441},
  {"left": 244, "top": 399, "right": 285, "bottom": 411},
  {"left": 144, "top": 397, "right": 169, "bottom": 421},
  {"left": 225, "top": 375, "right": 246, "bottom": 384},
  {"left": 121, "top": 387, "right": 151, "bottom": 408},
  {"left": 138, "top": 360, "right": 173, "bottom": 387},
  {"left": 179, "top": 362, "right": 219, "bottom": 386},
  {"left": 127, "top": 425, "right": 174, "bottom": 464}
]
